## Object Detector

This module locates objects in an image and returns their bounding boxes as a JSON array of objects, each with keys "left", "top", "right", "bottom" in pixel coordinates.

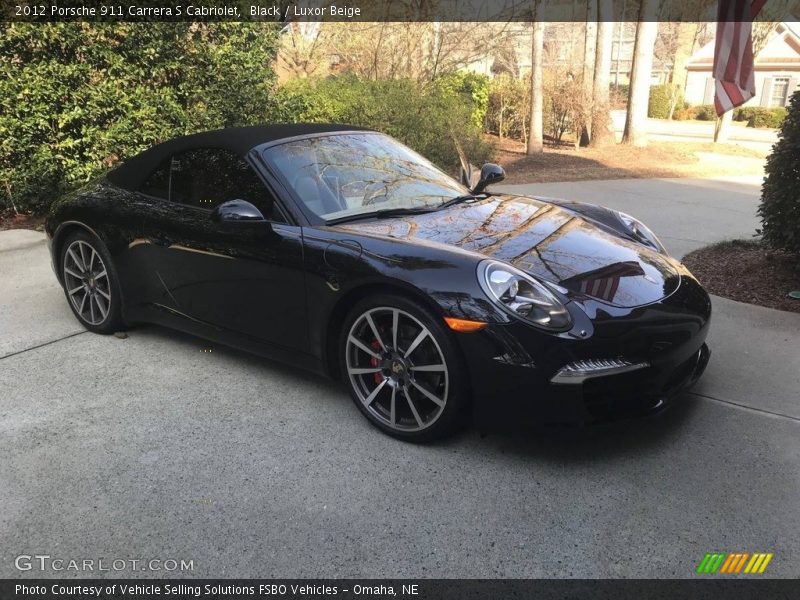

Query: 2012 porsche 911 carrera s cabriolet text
[{"left": 46, "top": 125, "right": 711, "bottom": 441}]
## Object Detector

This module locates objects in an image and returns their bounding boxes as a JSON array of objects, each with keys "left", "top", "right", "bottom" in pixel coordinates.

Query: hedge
[
  {"left": 734, "top": 107, "right": 787, "bottom": 128},
  {"left": 695, "top": 105, "right": 718, "bottom": 121},
  {"left": 648, "top": 84, "right": 684, "bottom": 119},
  {"left": 0, "top": 22, "right": 283, "bottom": 214},
  {"left": 1, "top": 23, "right": 493, "bottom": 215},
  {"left": 673, "top": 105, "right": 787, "bottom": 127}
]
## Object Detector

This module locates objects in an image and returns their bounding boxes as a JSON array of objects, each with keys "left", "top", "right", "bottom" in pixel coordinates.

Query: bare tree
[
  {"left": 527, "top": 2, "right": 545, "bottom": 154},
  {"left": 539, "top": 28, "right": 585, "bottom": 144},
  {"left": 622, "top": 0, "right": 659, "bottom": 146},
  {"left": 277, "top": 22, "right": 334, "bottom": 80},
  {"left": 666, "top": 22, "right": 705, "bottom": 89},
  {"left": 320, "top": 22, "right": 513, "bottom": 83},
  {"left": 590, "top": 0, "right": 615, "bottom": 146},
  {"left": 492, "top": 41, "right": 522, "bottom": 78}
]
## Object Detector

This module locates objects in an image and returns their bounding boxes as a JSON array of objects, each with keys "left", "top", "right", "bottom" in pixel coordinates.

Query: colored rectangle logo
[{"left": 697, "top": 552, "right": 773, "bottom": 574}]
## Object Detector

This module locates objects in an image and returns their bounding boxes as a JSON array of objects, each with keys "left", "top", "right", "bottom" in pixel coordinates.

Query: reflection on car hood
[{"left": 334, "top": 194, "right": 680, "bottom": 308}]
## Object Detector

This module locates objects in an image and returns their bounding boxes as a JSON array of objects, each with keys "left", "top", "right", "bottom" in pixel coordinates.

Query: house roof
[
  {"left": 785, "top": 21, "right": 800, "bottom": 39},
  {"left": 687, "top": 21, "right": 800, "bottom": 70}
]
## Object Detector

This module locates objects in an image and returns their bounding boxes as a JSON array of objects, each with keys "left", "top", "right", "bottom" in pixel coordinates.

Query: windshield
[{"left": 262, "top": 133, "right": 469, "bottom": 222}]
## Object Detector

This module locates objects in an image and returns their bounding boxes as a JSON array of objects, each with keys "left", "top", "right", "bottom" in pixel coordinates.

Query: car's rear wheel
[
  {"left": 340, "top": 294, "right": 466, "bottom": 441},
  {"left": 60, "top": 231, "right": 125, "bottom": 334}
]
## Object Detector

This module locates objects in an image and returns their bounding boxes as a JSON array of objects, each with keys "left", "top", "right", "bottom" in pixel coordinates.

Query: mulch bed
[
  {"left": 492, "top": 135, "right": 768, "bottom": 185},
  {"left": 682, "top": 240, "right": 800, "bottom": 314},
  {"left": 0, "top": 210, "right": 45, "bottom": 231}
]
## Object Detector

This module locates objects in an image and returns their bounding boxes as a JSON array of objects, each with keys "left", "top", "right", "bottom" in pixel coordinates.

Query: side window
[
  {"left": 171, "top": 148, "right": 277, "bottom": 214},
  {"left": 139, "top": 158, "right": 171, "bottom": 200},
  {"left": 141, "top": 148, "right": 286, "bottom": 223}
]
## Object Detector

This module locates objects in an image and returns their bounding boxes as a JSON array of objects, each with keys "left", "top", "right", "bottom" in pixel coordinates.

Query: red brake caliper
[{"left": 370, "top": 340, "right": 383, "bottom": 384}]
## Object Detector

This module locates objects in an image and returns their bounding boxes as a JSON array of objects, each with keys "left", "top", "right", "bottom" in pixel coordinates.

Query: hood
[{"left": 334, "top": 195, "right": 680, "bottom": 308}]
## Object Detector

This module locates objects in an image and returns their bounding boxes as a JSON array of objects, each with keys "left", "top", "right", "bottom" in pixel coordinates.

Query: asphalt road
[
  {"left": 2, "top": 177, "right": 799, "bottom": 579},
  {"left": 610, "top": 110, "right": 778, "bottom": 153}
]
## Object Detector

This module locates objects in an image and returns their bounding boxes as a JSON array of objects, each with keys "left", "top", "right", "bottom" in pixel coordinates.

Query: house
[
  {"left": 684, "top": 22, "right": 800, "bottom": 107},
  {"left": 465, "top": 22, "right": 674, "bottom": 85}
]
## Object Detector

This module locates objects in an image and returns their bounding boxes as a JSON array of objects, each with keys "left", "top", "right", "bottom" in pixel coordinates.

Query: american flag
[
  {"left": 713, "top": 0, "right": 767, "bottom": 116},
  {"left": 563, "top": 261, "right": 644, "bottom": 304}
]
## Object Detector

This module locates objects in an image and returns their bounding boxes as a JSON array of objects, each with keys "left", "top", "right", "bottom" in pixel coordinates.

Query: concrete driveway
[
  {"left": 2, "top": 177, "right": 799, "bottom": 579},
  {"left": 498, "top": 175, "right": 765, "bottom": 258}
]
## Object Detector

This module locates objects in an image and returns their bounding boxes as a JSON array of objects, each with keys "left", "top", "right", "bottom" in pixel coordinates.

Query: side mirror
[
  {"left": 472, "top": 163, "right": 505, "bottom": 194},
  {"left": 211, "top": 199, "right": 267, "bottom": 224}
]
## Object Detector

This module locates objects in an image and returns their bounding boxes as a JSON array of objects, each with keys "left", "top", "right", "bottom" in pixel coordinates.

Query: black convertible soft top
[{"left": 106, "top": 123, "right": 372, "bottom": 192}]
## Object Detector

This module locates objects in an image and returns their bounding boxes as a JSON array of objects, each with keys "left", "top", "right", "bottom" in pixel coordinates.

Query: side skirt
[{"left": 124, "top": 303, "right": 328, "bottom": 378}]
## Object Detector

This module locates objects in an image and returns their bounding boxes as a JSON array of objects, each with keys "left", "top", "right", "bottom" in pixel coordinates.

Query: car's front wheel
[
  {"left": 340, "top": 294, "right": 466, "bottom": 441},
  {"left": 60, "top": 231, "right": 125, "bottom": 334}
]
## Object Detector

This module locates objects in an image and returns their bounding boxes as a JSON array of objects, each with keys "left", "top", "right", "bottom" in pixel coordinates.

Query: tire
[
  {"left": 59, "top": 231, "right": 125, "bottom": 334},
  {"left": 339, "top": 293, "right": 467, "bottom": 442}
]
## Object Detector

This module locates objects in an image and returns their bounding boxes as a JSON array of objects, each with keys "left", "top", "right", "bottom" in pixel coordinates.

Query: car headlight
[
  {"left": 615, "top": 211, "right": 666, "bottom": 253},
  {"left": 478, "top": 260, "right": 572, "bottom": 331}
]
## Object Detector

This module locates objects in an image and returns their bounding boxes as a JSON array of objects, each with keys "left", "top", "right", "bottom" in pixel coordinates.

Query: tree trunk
[
  {"left": 667, "top": 86, "right": 679, "bottom": 120},
  {"left": 590, "top": 0, "right": 615, "bottom": 147},
  {"left": 527, "top": 1, "right": 544, "bottom": 155},
  {"left": 622, "top": 0, "right": 659, "bottom": 147},
  {"left": 499, "top": 96, "right": 504, "bottom": 139},
  {"left": 579, "top": 0, "right": 597, "bottom": 147}
]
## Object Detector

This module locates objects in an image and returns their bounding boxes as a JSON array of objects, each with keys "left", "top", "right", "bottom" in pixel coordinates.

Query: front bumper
[
  {"left": 459, "top": 277, "right": 712, "bottom": 428},
  {"left": 559, "top": 342, "right": 710, "bottom": 423}
]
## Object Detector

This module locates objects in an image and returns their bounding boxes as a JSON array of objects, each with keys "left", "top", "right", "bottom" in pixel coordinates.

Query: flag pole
[
  {"left": 712, "top": 0, "right": 766, "bottom": 144},
  {"left": 713, "top": 109, "right": 733, "bottom": 143}
]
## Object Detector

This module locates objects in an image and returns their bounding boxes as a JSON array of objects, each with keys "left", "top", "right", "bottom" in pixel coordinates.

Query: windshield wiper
[
  {"left": 437, "top": 193, "right": 484, "bottom": 210},
  {"left": 324, "top": 194, "right": 487, "bottom": 225},
  {"left": 325, "top": 206, "right": 436, "bottom": 225}
]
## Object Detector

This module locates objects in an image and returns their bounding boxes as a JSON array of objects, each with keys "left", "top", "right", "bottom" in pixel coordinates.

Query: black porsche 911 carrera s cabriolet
[{"left": 46, "top": 124, "right": 711, "bottom": 440}]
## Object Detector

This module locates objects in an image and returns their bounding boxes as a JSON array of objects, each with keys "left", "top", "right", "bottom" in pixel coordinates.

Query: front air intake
[{"left": 550, "top": 358, "right": 650, "bottom": 384}]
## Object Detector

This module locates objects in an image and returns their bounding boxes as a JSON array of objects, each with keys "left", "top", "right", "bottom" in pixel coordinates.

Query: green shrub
[
  {"left": 544, "top": 70, "right": 584, "bottom": 143},
  {"left": 434, "top": 71, "right": 490, "bottom": 131},
  {"left": 486, "top": 74, "right": 529, "bottom": 141},
  {"left": 695, "top": 105, "right": 718, "bottom": 121},
  {"left": 732, "top": 106, "right": 786, "bottom": 128},
  {"left": 673, "top": 105, "right": 698, "bottom": 121},
  {"left": 648, "top": 83, "right": 684, "bottom": 119},
  {"left": 747, "top": 107, "right": 787, "bottom": 128},
  {"left": 486, "top": 70, "right": 584, "bottom": 144},
  {"left": 758, "top": 90, "right": 800, "bottom": 253},
  {"left": 611, "top": 83, "right": 630, "bottom": 97},
  {"left": 0, "top": 23, "right": 494, "bottom": 215},
  {"left": 610, "top": 83, "right": 629, "bottom": 109},
  {"left": 0, "top": 22, "right": 282, "bottom": 214},
  {"left": 277, "top": 76, "right": 494, "bottom": 174}
]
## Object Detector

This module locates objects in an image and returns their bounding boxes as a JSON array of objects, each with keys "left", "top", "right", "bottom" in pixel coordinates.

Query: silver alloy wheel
[
  {"left": 346, "top": 307, "right": 449, "bottom": 432},
  {"left": 63, "top": 240, "right": 111, "bottom": 326}
]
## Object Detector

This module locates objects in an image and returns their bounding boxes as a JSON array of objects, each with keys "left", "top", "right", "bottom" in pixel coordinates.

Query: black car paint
[
  {"left": 333, "top": 195, "right": 681, "bottom": 309},
  {"left": 46, "top": 129, "right": 711, "bottom": 427}
]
